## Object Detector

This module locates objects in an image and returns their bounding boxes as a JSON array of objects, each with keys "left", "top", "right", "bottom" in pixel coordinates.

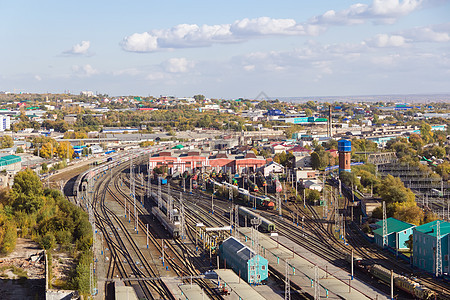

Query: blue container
[{"left": 338, "top": 139, "right": 351, "bottom": 152}]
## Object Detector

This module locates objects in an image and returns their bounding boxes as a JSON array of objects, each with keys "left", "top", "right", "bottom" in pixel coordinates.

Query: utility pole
[
  {"left": 314, "top": 265, "right": 320, "bottom": 300},
  {"left": 285, "top": 260, "right": 291, "bottom": 300},
  {"left": 390, "top": 270, "right": 394, "bottom": 300},
  {"left": 351, "top": 249, "right": 354, "bottom": 280},
  {"left": 277, "top": 189, "right": 282, "bottom": 216},
  {"left": 168, "top": 182, "right": 173, "bottom": 222},
  {"left": 382, "top": 201, "right": 387, "bottom": 248},
  {"left": 234, "top": 205, "right": 239, "bottom": 238},
  {"left": 250, "top": 217, "right": 261, "bottom": 284},
  {"left": 180, "top": 192, "right": 186, "bottom": 240},
  {"left": 211, "top": 185, "right": 214, "bottom": 214},
  {"left": 158, "top": 177, "right": 162, "bottom": 210},
  {"left": 436, "top": 220, "right": 442, "bottom": 277}
]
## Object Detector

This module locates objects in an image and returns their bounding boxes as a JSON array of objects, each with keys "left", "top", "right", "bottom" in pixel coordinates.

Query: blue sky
[{"left": 1, "top": 0, "right": 449, "bottom": 99}]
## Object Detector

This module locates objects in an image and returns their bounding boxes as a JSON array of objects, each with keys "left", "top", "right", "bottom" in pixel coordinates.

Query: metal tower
[
  {"left": 158, "top": 178, "right": 162, "bottom": 210},
  {"left": 180, "top": 192, "right": 186, "bottom": 240},
  {"left": 147, "top": 163, "right": 151, "bottom": 199},
  {"left": 436, "top": 220, "right": 442, "bottom": 277},
  {"left": 277, "top": 190, "right": 282, "bottom": 216},
  {"left": 314, "top": 265, "right": 320, "bottom": 300},
  {"left": 250, "top": 217, "right": 262, "bottom": 284},
  {"left": 168, "top": 182, "right": 173, "bottom": 222},
  {"left": 234, "top": 205, "right": 239, "bottom": 238},
  {"left": 382, "top": 201, "right": 387, "bottom": 248},
  {"left": 285, "top": 260, "right": 291, "bottom": 300}
]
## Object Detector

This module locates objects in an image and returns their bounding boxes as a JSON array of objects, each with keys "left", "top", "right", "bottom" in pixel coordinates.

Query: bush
[
  {"left": 1, "top": 221, "right": 17, "bottom": 254},
  {"left": 40, "top": 233, "right": 56, "bottom": 250},
  {"left": 56, "top": 230, "right": 72, "bottom": 246}
]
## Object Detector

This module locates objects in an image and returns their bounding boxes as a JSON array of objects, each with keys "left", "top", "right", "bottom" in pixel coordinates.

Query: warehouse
[
  {"left": 219, "top": 236, "right": 268, "bottom": 284},
  {"left": 373, "top": 217, "right": 415, "bottom": 250}
]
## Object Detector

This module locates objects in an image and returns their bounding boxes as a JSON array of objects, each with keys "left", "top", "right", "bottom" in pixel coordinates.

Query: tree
[
  {"left": 0, "top": 220, "right": 17, "bottom": 254},
  {"left": 393, "top": 200, "right": 423, "bottom": 225},
  {"left": 311, "top": 152, "right": 321, "bottom": 170},
  {"left": 377, "top": 175, "right": 415, "bottom": 204},
  {"left": 305, "top": 189, "right": 320, "bottom": 204},
  {"left": 436, "top": 162, "right": 450, "bottom": 180},
  {"left": 56, "top": 141, "right": 74, "bottom": 159},
  {"left": 420, "top": 121, "right": 433, "bottom": 143},
  {"left": 0, "top": 135, "right": 14, "bottom": 149},
  {"left": 12, "top": 169, "right": 44, "bottom": 213},
  {"left": 193, "top": 94, "right": 205, "bottom": 101},
  {"left": 404, "top": 234, "right": 413, "bottom": 252}
]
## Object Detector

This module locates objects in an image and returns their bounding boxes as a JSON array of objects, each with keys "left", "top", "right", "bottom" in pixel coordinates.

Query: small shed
[
  {"left": 373, "top": 217, "right": 415, "bottom": 250},
  {"left": 219, "top": 237, "right": 268, "bottom": 284}
]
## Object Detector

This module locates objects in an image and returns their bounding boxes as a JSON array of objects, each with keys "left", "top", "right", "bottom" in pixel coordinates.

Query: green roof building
[
  {"left": 413, "top": 220, "right": 450, "bottom": 275},
  {"left": 373, "top": 217, "right": 415, "bottom": 250}
]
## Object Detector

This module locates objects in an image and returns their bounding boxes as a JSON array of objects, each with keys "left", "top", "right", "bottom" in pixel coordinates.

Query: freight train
[
  {"left": 218, "top": 181, "right": 274, "bottom": 209},
  {"left": 369, "top": 265, "right": 436, "bottom": 300}
]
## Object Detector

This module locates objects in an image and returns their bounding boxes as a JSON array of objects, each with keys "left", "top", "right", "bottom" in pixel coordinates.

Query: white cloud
[
  {"left": 64, "top": 41, "right": 91, "bottom": 55},
  {"left": 34, "top": 75, "right": 42, "bottom": 81},
  {"left": 146, "top": 72, "right": 169, "bottom": 81},
  {"left": 366, "top": 34, "right": 407, "bottom": 47},
  {"left": 121, "top": 17, "right": 322, "bottom": 52},
  {"left": 370, "top": 0, "right": 423, "bottom": 17},
  {"left": 243, "top": 65, "right": 255, "bottom": 71},
  {"left": 112, "top": 68, "right": 141, "bottom": 76},
  {"left": 121, "top": 0, "right": 428, "bottom": 53},
  {"left": 121, "top": 33, "right": 158, "bottom": 52},
  {"left": 400, "top": 24, "right": 450, "bottom": 42},
  {"left": 72, "top": 64, "right": 99, "bottom": 77},
  {"left": 311, "top": 0, "right": 424, "bottom": 25},
  {"left": 162, "top": 58, "right": 194, "bottom": 73}
]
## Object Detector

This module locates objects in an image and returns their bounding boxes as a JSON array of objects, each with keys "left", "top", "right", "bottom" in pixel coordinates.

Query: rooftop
[
  {"left": 414, "top": 220, "right": 450, "bottom": 237},
  {"left": 0, "top": 155, "right": 21, "bottom": 166},
  {"left": 373, "top": 217, "right": 415, "bottom": 236}
]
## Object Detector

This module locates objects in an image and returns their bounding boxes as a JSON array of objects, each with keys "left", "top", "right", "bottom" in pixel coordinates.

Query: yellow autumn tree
[
  {"left": 56, "top": 141, "right": 74, "bottom": 159},
  {"left": 40, "top": 142, "right": 55, "bottom": 158},
  {"left": 393, "top": 200, "right": 423, "bottom": 225}
]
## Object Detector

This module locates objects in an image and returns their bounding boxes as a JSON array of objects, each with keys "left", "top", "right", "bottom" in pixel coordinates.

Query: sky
[{"left": 1, "top": 0, "right": 449, "bottom": 99}]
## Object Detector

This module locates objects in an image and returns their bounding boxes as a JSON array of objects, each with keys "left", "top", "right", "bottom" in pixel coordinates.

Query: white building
[
  {"left": 259, "top": 161, "right": 284, "bottom": 177},
  {"left": 0, "top": 116, "right": 11, "bottom": 131}
]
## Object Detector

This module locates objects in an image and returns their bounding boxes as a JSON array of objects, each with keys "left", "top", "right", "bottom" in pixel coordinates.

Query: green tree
[
  {"left": 311, "top": 152, "right": 321, "bottom": 170},
  {"left": 0, "top": 220, "right": 17, "bottom": 254},
  {"left": 420, "top": 121, "right": 433, "bottom": 143},
  {"left": 0, "top": 135, "right": 14, "bottom": 149},
  {"left": 39, "top": 233, "right": 56, "bottom": 250},
  {"left": 404, "top": 234, "right": 413, "bottom": 252},
  {"left": 12, "top": 169, "right": 44, "bottom": 213},
  {"left": 377, "top": 175, "right": 415, "bottom": 204},
  {"left": 305, "top": 189, "right": 321, "bottom": 204}
]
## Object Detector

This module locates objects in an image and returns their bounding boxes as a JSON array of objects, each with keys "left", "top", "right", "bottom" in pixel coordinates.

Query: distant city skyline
[{"left": 1, "top": 0, "right": 449, "bottom": 98}]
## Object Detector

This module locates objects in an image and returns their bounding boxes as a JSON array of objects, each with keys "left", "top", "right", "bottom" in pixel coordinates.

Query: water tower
[{"left": 338, "top": 139, "right": 351, "bottom": 173}]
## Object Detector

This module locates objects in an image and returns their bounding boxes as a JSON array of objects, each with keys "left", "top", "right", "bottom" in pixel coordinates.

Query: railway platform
[
  {"left": 239, "top": 227, "right": 389, "bottom": 300},
  {"left": 179, "top": 283, "right": 209, "bottom": 300},
  {"left": 215, "top": 269, "right": 278, "bottom": 300}
]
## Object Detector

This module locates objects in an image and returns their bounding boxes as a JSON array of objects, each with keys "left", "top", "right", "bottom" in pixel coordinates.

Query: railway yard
[{"left": 65, "top": 148, "right": 450, "bottom": 300}]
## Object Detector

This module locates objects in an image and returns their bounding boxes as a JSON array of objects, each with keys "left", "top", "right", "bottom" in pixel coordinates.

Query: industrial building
[
  {"left": 412, "top": 220, "right": 450, "bottom": 275},
  {"left": 219, "top": 236, "right": 268, "bottom": 284},
  {"left": 373, "top": 217, "right": 415, "bottom": 250},
  {"left": 0, "top": 155, "right": 22, "bottom": 188},
  {"left": 149, "top": 150, "right": 267, "bottom": 175}
]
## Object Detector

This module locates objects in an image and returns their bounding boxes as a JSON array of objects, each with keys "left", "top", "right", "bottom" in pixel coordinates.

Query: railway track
[
  {"left": 116, "top": 169, "right": 222, "bottom": 299},
  {"left": 92, "top": 165, "right": 173, "bottom": 299}
]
